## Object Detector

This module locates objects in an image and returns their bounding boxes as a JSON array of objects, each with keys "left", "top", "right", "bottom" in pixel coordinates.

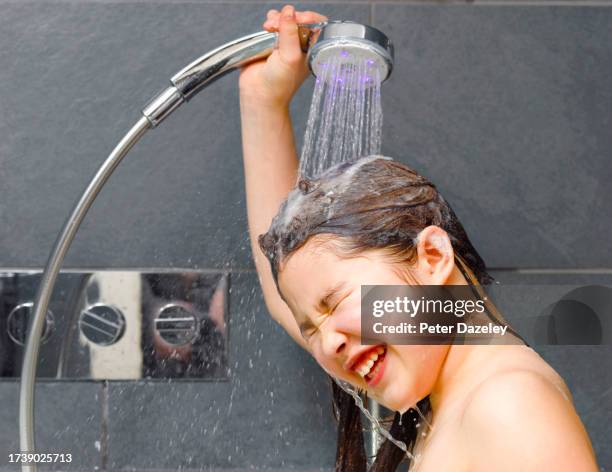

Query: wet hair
[
  {"left": 258, "top": 156, "right": 493, "bottom": 471},
  {"left": 259, "top": 155, "right": 492, "bottom": 287}
]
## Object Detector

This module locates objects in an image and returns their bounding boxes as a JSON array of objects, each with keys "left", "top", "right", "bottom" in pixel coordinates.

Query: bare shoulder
[{"left": 461, "top": 368, "right": 599, "bottom": 472}]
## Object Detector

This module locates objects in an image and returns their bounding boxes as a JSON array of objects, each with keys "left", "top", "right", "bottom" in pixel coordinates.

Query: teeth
[{"left": 354, "top": 346, "right": 386, "bottom": 378}]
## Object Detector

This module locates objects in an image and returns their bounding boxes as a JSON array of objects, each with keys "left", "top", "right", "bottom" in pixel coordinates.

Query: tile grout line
[
  {"left": 0, "top": 0, "right": 609, "bottom": 3},
  {"left": 0, "top": 0, "right": 372, "bottom": 4},
  {"left": 0, "top": 0, "right": 609, "bottom": 4},
  {"left": 101, "top": 380, "right": 109, "bottom": 471},
  {"left": 471, "top": 1, "right": 612, "bottom": 5},
  {"left": 5, "top": 0, "right": 608, "bottom": 4},
  {"left": 488, "top": 268, "right": 612, "bottom": 274},
  {"left": 370, "top": 1, "right": 375, "bottom": 25},
  {"left": 373, "top": 0, "right": 612, "bottom": 4}
]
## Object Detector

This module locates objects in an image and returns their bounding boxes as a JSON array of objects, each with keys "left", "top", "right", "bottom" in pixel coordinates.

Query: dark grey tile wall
[
  {"left": 490, "top": 270, "right": 612, "bottom": 470},
  {"left": 0, "top": 2, "right": 369, "bottom": 270},
  {"left": 536, "top": 345, "right": 611, "bottom": 470},
  {"left": 2, "top": 3, "right": 611, "bottom": 270},
  {"left": 1, "top": 1, "right": 611, "bottom": 471},
  {"left": 0, "top": 382, "right": 104, "bottom": 470},
  {"left": 106, "top": 273, "right": 337, "bottom": 471},
  {"left": 374, "top": 5, "right": 612, "bottom": 269}
]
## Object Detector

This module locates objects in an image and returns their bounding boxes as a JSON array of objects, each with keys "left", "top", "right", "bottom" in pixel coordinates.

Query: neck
[
  {"left": 429, "top": 344, "right": 482, "bottom": 413},
  {"left": 429, "top": 262, "right": 484, "bottom": 413}
]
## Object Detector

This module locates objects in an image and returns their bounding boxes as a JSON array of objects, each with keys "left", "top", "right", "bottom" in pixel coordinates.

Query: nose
[{"left": 319, "top": 322, "right": 348, "bottom": 359}]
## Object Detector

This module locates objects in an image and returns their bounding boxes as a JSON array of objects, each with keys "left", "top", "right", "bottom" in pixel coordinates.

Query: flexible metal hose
[{"left": 18, "top": 116, "right": 150, "bottom": 471}]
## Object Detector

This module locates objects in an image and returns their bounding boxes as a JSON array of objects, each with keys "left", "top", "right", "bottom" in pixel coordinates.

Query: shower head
[{"left": 304, "top": 21, "right": 394, "bottom": 83}]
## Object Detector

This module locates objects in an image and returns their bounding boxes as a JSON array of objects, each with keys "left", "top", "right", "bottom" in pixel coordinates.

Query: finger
[
  {"left": 266, "top": 9, "right": 279, "bottom": 21},
  {"left": 262, "top": 21, "right": 277, "bottom": 32},
  {"left": 295, "top": 11, "right": 328, "bottom": 24},
  {"left": 266, "top": 9, "right": 281, "bottom": 28},
  {"left": 264, "top": 20, "right": 280, "bottom": 31},
  {"left": 263, "top": 9, "right": 280, "bottom": 30},
  {"left": 271, "top": 15, "right": 281, "bottom": 29},
  {"left": 278, "top": 5, "right": 302, "bottom": 64}
]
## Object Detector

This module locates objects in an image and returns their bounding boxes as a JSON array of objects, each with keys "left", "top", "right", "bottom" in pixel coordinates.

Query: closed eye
[
  {"left": 302, "top": 326, "right": 318, "bottom": 341},
  {"left": 299, "top": 318, "right": 319, "bottom": 341},
  {"left": 301, "top": 289, "right": 352, "bottom": 342},
  {"left": 329, "top": 290, "right": 351, "bottom": 316},
  {"left": 299, "top": 309, "right": 333, "bottom": 342}
]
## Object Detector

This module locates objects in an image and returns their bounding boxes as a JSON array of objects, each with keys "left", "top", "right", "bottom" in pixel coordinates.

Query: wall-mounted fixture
[{"left": 0, "top": 271, "right": 228, "bottom": 381}]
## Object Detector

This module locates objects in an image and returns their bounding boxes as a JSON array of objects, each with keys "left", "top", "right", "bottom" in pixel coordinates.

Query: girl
[{"left": 239, "top": 5, "right": 599, "bottom": 471}]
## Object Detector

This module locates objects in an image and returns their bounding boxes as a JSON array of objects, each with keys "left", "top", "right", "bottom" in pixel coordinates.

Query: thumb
[{"left": 277, "top": 5, "right": 303, "bottom": 66}]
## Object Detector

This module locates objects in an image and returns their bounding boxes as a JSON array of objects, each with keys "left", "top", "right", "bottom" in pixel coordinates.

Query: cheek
[
  {"left": 309, "top": 344, "right": 335, "bottom": 372},
  {"left": 332, "top": 300, "right": 363, "bottom": 332},
  {"left": 310, "top": 343, "right": 355, "bottom": 382},
  {"left": 392, "top": 346, "right": 448, "bottom": 395}
]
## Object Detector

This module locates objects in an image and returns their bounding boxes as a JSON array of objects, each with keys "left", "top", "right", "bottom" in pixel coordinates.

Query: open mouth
[{"left": 351, "top": 345, "right": 386, "bottom": 384}]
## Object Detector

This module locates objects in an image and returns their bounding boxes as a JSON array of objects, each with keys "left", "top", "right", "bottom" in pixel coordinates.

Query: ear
[{"left": 414, "top": 226, "right": 455, "bottom": 284}]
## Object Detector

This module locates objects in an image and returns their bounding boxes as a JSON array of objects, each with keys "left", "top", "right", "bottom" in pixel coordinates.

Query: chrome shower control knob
[
  {"left": 154, "top": 304, "right": 199, "bottom": 346},
  {"left": 7, "top": 302, "right": 55, "bottom": 346},
  {"left": 79, "top": 304, "right": 126, "bottom": 346}
]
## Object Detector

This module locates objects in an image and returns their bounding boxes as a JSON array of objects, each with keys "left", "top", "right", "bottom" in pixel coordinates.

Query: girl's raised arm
[{"left": 239, "top": 5, "right": 326, "bottom": 350}]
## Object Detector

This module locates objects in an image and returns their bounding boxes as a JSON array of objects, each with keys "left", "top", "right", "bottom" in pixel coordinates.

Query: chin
[
  {"left": 373, "top": 350, "right": 425, "bottom": 413},
  {"left": 379, "top": 382, "right": 420, "bottom": 414}
]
